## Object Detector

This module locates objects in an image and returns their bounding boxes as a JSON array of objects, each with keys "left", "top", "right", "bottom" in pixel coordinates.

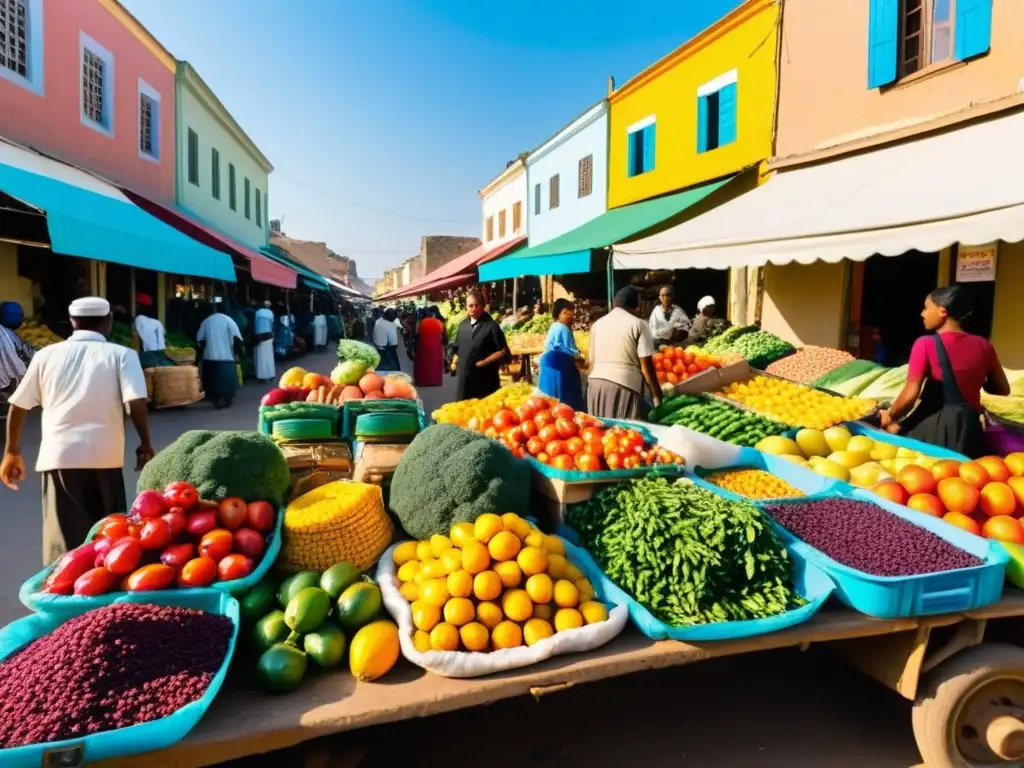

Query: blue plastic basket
[
  {"left": 0, "top": 590, "right": 239, "bottom": 767},
  {"left": 687, "top": 447, "right": 848, "bottom": 502},
  {"left": 19, "top": 508, "right": 283, "bottom": 621},
  {"left": 760, "top": 491, "right": 1008, "bottom": 619},
  {"left": 557, "top": 523, "right": 834, "bottom": 642},
  {"left": 341, "top": 399, "right": 428, "bottom": 439}
]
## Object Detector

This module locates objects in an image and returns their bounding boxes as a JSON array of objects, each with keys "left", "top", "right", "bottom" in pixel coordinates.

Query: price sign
[{"left": 956, "top": 244, "right": 998, "bottom": 283}]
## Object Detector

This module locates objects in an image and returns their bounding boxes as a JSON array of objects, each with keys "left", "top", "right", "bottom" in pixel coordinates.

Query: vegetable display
[
  {"left": 0, "top": 603, "right": 232, "bottom": 747},
  {"left": 763, "top": 498, "right": 982, "bottom": 577},
  {"left": 650, "top": 395, "right": 787, "bottom": 447},
  {"left": 718, "top": 375, "right": 875, "bottom": 429},
  {"left": 566, "top": 478, "right": 802, "bottom": 626},
  {"left": 811, "top": 359, "right": 884, "bottom": 392},
  {"left": 765, "top": 346, "right": 854, "bottom": 384},
  {"left": 262, "top": 371, "right": 417, "bottom": 408},
  {"left": 336, "top": 339, "right": 381, "bottom": 370},
  {"left": 652, "top": 346, "right": 719, "bottom": 388},
  {"left": 703, "top": 469, "right": 804, "bottom": 500},
  {"left": 507, "top": 313, "right": 553, "bottom": 336},
  {"left": 432, "top": 382, "right": 534, "bottom": 427}
]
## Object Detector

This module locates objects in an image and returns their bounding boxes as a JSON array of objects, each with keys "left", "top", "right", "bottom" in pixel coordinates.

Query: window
[
  {"left": 137, "top": 79, "right": 160, "bottom": 161},
  {"left": 549, "top": 174, "right": 560, "bottom": 210},
  {"left": 899, "top": 0, "right": 958, "bottom": 75},
  {"left": 187, "top": 128, "right": 199, "bottom": 186},
  {"left": 228, "top": 164, "right": 236, "bottom": 210},
  {"left": 486, "top": 215, "right": 494, "bottom": 242},
  {"left": 697, "top": 72, "right": 737, "bottom": 154},
  {"left": 244, "top": 178, "right": 251, "bottom": 219},
  {"left": 80, "top": 33, "right": 114, "bottom": 136},
  {"left": 1, "top": 0, "right": 42, "bottom": 94},
  {"left": 211, "top": 149, "right": 220, "bottom": 200},
  {"left": 498, "top": 210, "right": 506, "bottom": 238},
  {"left": 626, "top": 117, "right": 656, "bottom": 177},
  {"left": 512, "top": 201, "right": 522, "bottom": 233},
  {"left": 578, "top": 155, "right": 593, "bottom": 198},
  {"left": 255, "top": 188, "right": 262, "bottom": 227},
  {"left": 534, "top": 183, "right": 541, "bottom": 216}
]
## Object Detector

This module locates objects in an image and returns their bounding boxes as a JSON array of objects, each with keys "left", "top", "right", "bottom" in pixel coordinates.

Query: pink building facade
[{"left": 0, "top": 0, "right": 176, "bottom": 202}]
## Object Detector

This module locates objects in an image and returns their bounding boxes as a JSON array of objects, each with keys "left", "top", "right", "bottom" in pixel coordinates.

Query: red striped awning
[{"left": 378, "top": 236, "right": 526, "bottom": 301}]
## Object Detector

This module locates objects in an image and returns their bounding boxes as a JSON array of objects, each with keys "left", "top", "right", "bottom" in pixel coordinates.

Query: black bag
[{"left": 254, "top": 331, "right": 273, "bottom": 343}]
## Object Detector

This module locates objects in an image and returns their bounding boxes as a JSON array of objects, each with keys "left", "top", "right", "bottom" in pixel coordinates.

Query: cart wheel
[{"left": 913, "top": 643, "right": 1024, "bottom": 767}]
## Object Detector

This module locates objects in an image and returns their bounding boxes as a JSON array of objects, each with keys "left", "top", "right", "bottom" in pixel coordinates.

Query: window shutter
[
  {"left": 954, "top": 0, "right": 993, "bottom": 61},
  {"left": 697, "top": 95, "right": 709, "bottom": 153},
  {"left": 717, "top": 82, "right": 738, "bottom": 146},
  {"left": 642, "top": 124, "right": 656, "bottom": 173},
  {"left": 867, "top": 0, "right": 898, "bottom": 89},
  {"left": 627, "top": 131, "right": 637, "bottom": 177}
]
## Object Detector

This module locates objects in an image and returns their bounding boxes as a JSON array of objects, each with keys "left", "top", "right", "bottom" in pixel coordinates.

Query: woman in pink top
[{"left": 881, "top": 286, "right": 1009, "bottom": 457}]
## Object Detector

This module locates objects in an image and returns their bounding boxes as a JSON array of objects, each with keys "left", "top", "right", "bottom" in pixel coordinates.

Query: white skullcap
[
  {"left": 213, "top": 296, "right": 224, "bottom": 304},
  {"left": 697, "top": 296, "right": 716, "bottom": 312},
  {"left": 68, "top": 297, "right": 110, "bottom": 317}
]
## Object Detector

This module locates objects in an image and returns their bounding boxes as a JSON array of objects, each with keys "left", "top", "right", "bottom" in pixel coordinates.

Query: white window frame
[
  {"left": 137, "top": 77, "right": 160, "bottom": 163},
  {"left": 79, "top": 31, "right": 114, "bottom": 138},
  {"left": 626, "top": 114, "right": 656, "bottom": 134},
  {"left": 0, "top": 0, "right": 44, "bottom": 95},
  {"left": 696, "top": 68, "right": 738, "bottom": 98}
]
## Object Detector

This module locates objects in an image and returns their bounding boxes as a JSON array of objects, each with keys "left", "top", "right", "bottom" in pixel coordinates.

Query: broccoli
[
  {"left": 138, "top": 430, "right": 290, "bottom": 506},
  {"left": 389, "top": 424, "right": 531, "bottom": 539}
]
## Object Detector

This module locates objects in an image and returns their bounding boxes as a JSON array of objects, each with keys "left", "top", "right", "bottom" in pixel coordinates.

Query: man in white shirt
[
  {"left": 133, "top": 292, "right": 170, "bottom": 368},
  {"left": 373, "top": 308, "right": 401, "bottom": 371},
  {"left": 648, "top": 285, "right": 690, "bottom": 345},
  {"left": 196, "top": 298, "right": 243, "bottom": 409},
  {"left": 312, "top": 311, "right": 328, "bottom": 353},
  {"left": 0, "top": 297, "right": 153, "bottom": 565},
  {"left": 253, "top": 300, "right": 276, "bottom": 382}
]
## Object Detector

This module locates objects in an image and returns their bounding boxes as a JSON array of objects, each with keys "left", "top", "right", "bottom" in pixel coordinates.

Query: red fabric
[
  {"left": 414, "top": 317, "right": 445, "bottom": 387},
  {"left": 907, "top": 331, "right": 1000, "bottom": 411}
]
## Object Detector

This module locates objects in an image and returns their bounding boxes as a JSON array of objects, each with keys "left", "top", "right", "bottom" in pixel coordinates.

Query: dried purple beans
[
  {"left": 764, "top": 498, "right": 982, "bottom": 577},
  {"left": 0, "top": 602, "right": 232, "bottom": 748}
]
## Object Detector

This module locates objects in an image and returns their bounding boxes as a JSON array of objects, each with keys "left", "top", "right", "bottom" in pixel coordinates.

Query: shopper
[
  {"left": 587, "top": 286, "right": 661, "bottom": 420},
  {"left": 880, "top": 285, "right": 1010, "bottom": 457},
  {"left": 414, "top": 306, "right": 445, "bottom": 387},
  {"left": 133, "top": 293, "right": 171, "bottom": 368},
  {"left": 196, "top": 298, "right": 243, "bottom": 409},
  {"left": 538, "top": 298, "right": 585, "bottom": 411},
  {"left": 373, "top": 308, "right": 402, "bottom": 372},
  {"left": 253, "top": 300, "right": 276, "bottom": 383},
  {"left": 0, "top": 310, "right": 31, "bottom": 395},
  {"left": 0, "top": 297, "right": 153, "bottom": 565},
  {"left": 312, "top": 311, "right": 328, "bottom": 353},
  {"left": 648, "top": 285, "right": 690, "bottom": 345},
  {"left": 453, "top": 290, "right": 508, "bottom": 400}
]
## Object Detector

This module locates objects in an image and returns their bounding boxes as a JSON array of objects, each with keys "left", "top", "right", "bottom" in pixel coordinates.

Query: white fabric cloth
[
  {"left": 254, "top": 307, "right": 274, "bottom": 336},
  {"left": 133, "top": 315, "right": 165, "bottom": 352},
  {"left": 313, "top": 315, "right": 328, "bottom": 347},
  {"left": 68, "top": 297, "right": 109, "bottom": 317},
  {"left": 373, "top": 317, "right": 398, "bottom": 348},
  {"left": 648, "top": 304, "right": 690, "bottom": 341},
  {"left": 254, "top": 340, "right": 275, "bottom": 381},
  {"left": 0, "top": 326, "right": 28, "bottom": 389},
  {"left": 196, "top": 312, "right": 242, "bottom": 362},
  {"left": 589, "top": 308, "right": 656, "bottom": 394},
  {"left": 9, "top": 330, "right": 147, "bottom": 471}
]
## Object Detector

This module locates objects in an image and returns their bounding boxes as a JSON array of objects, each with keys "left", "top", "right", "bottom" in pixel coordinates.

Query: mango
[
  {"left": 823, "top": 426, "right": 852, "bottom": 453},
  {"left": 755, "top": 436, "right": 802, "bottom": 457},
  {"left": 795, "top": 428, "right": 829, "bottom": 458}
]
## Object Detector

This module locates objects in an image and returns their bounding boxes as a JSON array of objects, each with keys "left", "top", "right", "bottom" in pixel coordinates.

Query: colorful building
[{"left": 481, "top": 158, "right": 527, "bottom": 250}]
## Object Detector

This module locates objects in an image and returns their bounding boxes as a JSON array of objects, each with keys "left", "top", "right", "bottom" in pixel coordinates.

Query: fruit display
[
  {"left": 262, "top": 371, "right": 416, "bottom": 407},
  {"left": 763, "top": 498, "right": 982, "bottom": 577},
  {"left": 652, "top": 346, "right": 719, "bottom": 388},
  {"left": 431, "top": 382, "right": 534, "bottom": 426},
  {"left": 650, "top": 395, "right": 788, "bottom": 448},
  {"left": 765, "top": 346, "right": 854, "bottom": 385},
  {"left": 331, "top": 340, "right": 382, "bottom": 386},
  {"left": 718, "top": 376, "right": 876, "bottom": 429},
  {"left": 15, "top": 319, "right": 62, "bottom": 349},
  {"left": 507, "top": 313, "right": 553, "bottom": 336},
  {"left": 392, "top": 513, "right": 610, "bottom": 653},
  {"left": 506, "top": 331, "right": 589, "bottom": 357},
  {"left": 0, "top": 602, "right": 232, "bottom": 748},
  {"left": 702, "top": 325, "right": 795, "bottom": 369},
  {"left": 702, "top": 469, "right": 804, "bottom": 500},
  {"left": 566, "top": 477, "right": 803, "bottom": 626}
]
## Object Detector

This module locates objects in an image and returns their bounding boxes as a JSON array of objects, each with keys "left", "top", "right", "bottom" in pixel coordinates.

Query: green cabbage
[{"left": 336, "top": 339, "right": 380, "bottom": 369}]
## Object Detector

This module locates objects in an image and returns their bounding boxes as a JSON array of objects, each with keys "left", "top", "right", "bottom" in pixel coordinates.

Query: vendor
[
  {"left": 453, "top": 289, "right": 508, "bottom": 400},
  {"left": 133, "top": 293, "right": 171, "bottom": 368},
  {"left": 880, "top": 285, "right": 1010, "bottom": 457},
  {"left": 648, "top": 285, "right": 690, "bottom": 345},
  {"left": 538, "top": 298, "right": 585, "bottom": 411},
  {"left": 685, "top": 295, "right": 730, "bottom": 346}
]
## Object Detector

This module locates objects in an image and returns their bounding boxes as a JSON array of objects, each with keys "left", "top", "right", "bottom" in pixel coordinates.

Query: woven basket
[
  {"left": 151, "top": 365, "right": 203, "bottom": 409},
  {"left": 143, "top": 369, "right": 155, "bottom": 402}
]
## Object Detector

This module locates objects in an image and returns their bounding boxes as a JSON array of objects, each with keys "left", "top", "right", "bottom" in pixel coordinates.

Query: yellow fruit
[
  {"left": 443, "top": 597, "right": 475, "bottom": 627},
  {"left": 501, "top": 513, "right": 531, "bottom": 540},
  {"left": 411, "top": 600, "right": 441, "bottom": 632},
  {"left": 523, "top": 618, "right": 554, "bottom": 647},
  {"left": 580, "top": 601, "right": 609, "bottom": 624},
  {"left": 575, "top": 578, "right": 596, "bottom": 601},
  {"left": 517, "top": 546, "right": 549, "bottom": 576},
  {"left": 429, "top": 622, "right": 459, "bottom": 651},
  {"left": 476, "top": 601, "right": 503, "bottom": 630},
  {"left": 349, "top": 620, "right": 400, "bottom": 681},
  {"left": 564, "top": 564, "right": 584, "bottom": 582},
  {"left": 554, "top": 608, "right": 584, "bottom": 632},
  {"left": 488, "top": 530, "right": 522, "bottom": 562},
  {"left": 430, "top": 534, "right": 452, "bottom": 558},
  {"left": 525, "top": 573, "right": 553, "bottom": 604},
  {"left": 501, "top": 589, "right": 534, "bottom": 622},
  {"left": 546, "top": 553, "right": 568, "bottom": 579},
  {"left": 449, "top": 522, "right": 475, "bottom": 547},
  {"left": 415, "top": 541, "right": 432, "bottom": 561},
  {"left": 440, "top": 548, "right": 463, "bottom": 573},
  {"left": 460, "top": 540, "right": 491, "bottom": 575},
  {"left": 459, "top": 621, "right": 490, "bottom": 652},
  {"left": 413, "top": 629, "right": 431, "bottom": 653},
  {"left": 420, "top": 558, "right": 447, "bottom": 580},
  {"left": 473, "top": 513, "right": 503, "bottom": 543},
  {"left": 491, "top": 620, "right": 523, "bottom": 650},
  {"left": 392, "top": 541, "right": 419, "bottom": 566},
  {"left": 533, "top": 603, "right": 554, "bottom": 621},
  {"left": 398, "top": 582, "right": 420, "bottom": 602},
  {"left": 542, "top": 535, "right": 565, "bottom": 556},
  {"left": 493, "top": 560, "right": 522, "bottom": 588},
  {"left": 446, "top": 569, "right": 473, "bottom": 598},
  {"left": 396, "top": 561, "right": 421, "bottom": 583},
  {"left": 473, "top": 570, "right": 503, "bottom": 601},
  {"left": 525, "top": 532, "right": 545, "bottom": 548},
  {"left": 553, "top": 580, "right": 580, "bottom": 608},
  {"left": 419, "top": 578, "right": 449, "bottom": 607}
]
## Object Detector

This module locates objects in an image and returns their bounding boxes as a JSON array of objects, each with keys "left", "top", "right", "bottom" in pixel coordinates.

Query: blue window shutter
[
  {"left": 954, "top": 0, "right": 993, "bottom": 60},
  {"left": 642, "top": 124, "right": 655, "bottom": 173},
  {"left": 627, "top": 131, "right": 637, "bottom": 177},
  {"left": 866, "top": 0, "right": 898, "bottom": 89},
  {"left": 697, "top": 95, "right": 709, "bottom": 153},
  {"left": 717, "top": 83, "right": 737, "bottom": 146}
]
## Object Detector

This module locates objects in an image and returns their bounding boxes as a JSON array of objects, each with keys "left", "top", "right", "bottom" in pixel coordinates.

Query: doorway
[{"left": 856, "top": 250, "right": 939, "bottom": 366}]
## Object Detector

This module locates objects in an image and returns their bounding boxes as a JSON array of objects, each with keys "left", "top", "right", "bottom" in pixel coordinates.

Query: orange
[
  {"left": 943, "top": 512, "right": 982, "bottom": 536},
  {"left": 411, "top": 600, "right": 441, "bottom": 632},
  {"left": 460, "top": 540, "right": 491, "bottom": 575},
  {"left": 579, "top": 601, "right": 609, "bottom": 624},
  {"left": 501, "top": 589, "right": 534, "bottom": 622},
  {"left": 532, "top": 603, "right": 554, "bottom": 621},
  {"left": 446, "top": 569, "right": 473, "bottom": 599},
  {"left": 982, "top": 515, "right": 1024, "bottom": 544},
  {"left": 1005, "top": 452, "right": 1024, "bottom": 478},
  {"left": 906, "top": 493, "right": 944, "bottom": 518},
  {"left": 475, "top": 601, "right": 503, "bottom": 630},
  {"left": 977, "top": 456, "right": 1012, "bottom": 484},
  {"left": 419, "top": 578, "right": 449, "bottom": 607},
  {"left": 872, "top": 481, "right": 909, "bottom": 506},
  {"left": 517, "top": 546, "right": 549, "bottom": 576},
  {"left": 980, "top": 482, "right": 1018, "bottom": 518},
  {"left": 443, "top": 597, "right": 475, "bottom": 627},
  {"left": 473, "top": 513, "right": 503, "bottom": 543},
  {"left": 937, "top": 477, "right": 981, "bottom": 515},
  {"left": 897, "top": 465, "right": 936, "bottom": 496},
  {"left": 1008, "top": 477, "right": 1024, "bottom": 508},
  {"left": 493, "top": 560, "right": 522, "bottom": 588},
  {"left": 487, "top": 531, "right": 522, "bottom": 562},
  {"left": 491, "top": 620, "right": 523, "bottom": 650},
  {"left": 553, "top": 608, "right": 584, "bottom": 632},
  {"left": 429, "top": 622, "right": 459, "bottom": 651},
  {"left": 525, "top": 573, "right": 554, "bottom": 604},
  {"left": 472, "top": 570, "right": 503, "bottom": 601},
  {"left": 959, "top": 462, "right": 992, "bottom": 490},
  {"left": 459, "top": 622, "right": 490, "bottom": 652},
  {"left": 523, "top": 618, "right": 554, "bottom": 647},
  {"left": 931, "top": 460, "right": 962, "bottom": 482},
  {"left": 553, "top": 580, "right": 580, "bottom": 608}
]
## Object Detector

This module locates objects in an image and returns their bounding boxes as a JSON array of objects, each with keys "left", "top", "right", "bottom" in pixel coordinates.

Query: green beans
[{"left": 565, "top": 477, "right": 802, "bottom": 627}]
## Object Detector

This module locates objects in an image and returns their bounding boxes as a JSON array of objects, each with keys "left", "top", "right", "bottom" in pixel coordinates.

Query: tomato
[
  {"left": 565, "top": 437, "right": 585, "bottom": 456},
  {"left": 484, "top": 426, "right": 499, "bottom": 440},
  {"left": 551, "top": 404, "right": 576, "bottom": 421},
  {"left": 163, "top": 481, "right": 199, "bottom": 512},
  {"left": 546, "top": 440, "right": 566, "bottom": 457},
  {"left": 515, "top": 403, "right": 538, "bottom": 423},
  {"left": 492, "top": 409, "right": 518, "bottom": 431},
  {"left": 511, "top": 445, "right": 527, "bottom": 460},
  {"left": 536, "top": 452, "right": 550, "bottom": 465},
  {"left": 246, "top": 501, "right": 276, "bottom": 533},
  {"left": 160, "top": 542, "right": 196, "bottom": 568},
  {"left": 185, "top": 510, "right": 218, "bottom": 537},
  {"left": 92, "top": 536, "right": 115, "bottom": 561},
  {"left": 161, "top": 509, "right": 187, "bottom": 538},
  {"left": 97, "top": 517, "right": 131, "bottom": 541},
  {"left": 104, "top": 537, "right": 143, "bottom": 576},
  {"left": 606, "top": 452, "right": 623, "bottom": 471},
  {"left": 506, "top": 426, "right": 527, "bottom": 444},
  {"left": 576, "top": 454, "right": 601, "bottom": 473},
  {"left": 623, "top": 455, "right": 642, "bottom": 469},
  {"left": 525, "top": 396, "right": 549, "bottom": 411},
  {"left": 533, "top": 410, "right": 555, "bottom": 428},
  {"left": 130, "top": 490, "right": 168, "bottom": 520},
  {"left": 585, "top": 439, "right": 604, "bottom": 458},
  {"left": 233, "top": 528, "right": 265, "bottom": 560},
  {"left": 126, "top": 563, "right": 177, "bottom": 592},
  {"left": 74, "top": 566, "right": 119, "bottom": 596},
  {"left": 555, "top": 418, "right": 577, "bottom": 439},
  {"left": 218, "top": 554, "right": 255, "bottom": 582},
  {"left": 580, "top": 426, "right": 603, "bottom": 443},
  {"left": 552, "top": 454, "right": 575, "bottom": 471},
  {"left": 178, "top": 556, "right": 218, "bottom": 587},
  {"left": 217, "top": 498, "right": 248, "bottom": 530},
  {"left": 520, "top": 420, "right": 538, "bottom": 439},
  {"left": 538, "top": 424, "right": 559, "bottom": 443},
  {"left": 652, "top": 352, "right": 664, "bottom": 366},
  {"left": 138, "top": 518, "right": 173, "bottom": 551},
  {"left": 199, "top": 529, "right": 234, "bottom": 561},
  {"left": 526, "top": 437, "right": 545, "bottom": 456},
  {"left": 626, "top": 431, "right": 645, "bottom": 449}
]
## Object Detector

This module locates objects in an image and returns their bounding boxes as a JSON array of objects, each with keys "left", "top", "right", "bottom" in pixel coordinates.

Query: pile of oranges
[{"left": 654, "top": 346, "right": 719, "bottom": 387}]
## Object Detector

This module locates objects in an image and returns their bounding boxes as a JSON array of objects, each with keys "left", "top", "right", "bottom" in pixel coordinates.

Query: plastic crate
[
  {"left": 272, "top": 418, "right": 335, "bottom": 442},
  {"left": 341, "top": 399, "right": 428, "bottom": 439}
]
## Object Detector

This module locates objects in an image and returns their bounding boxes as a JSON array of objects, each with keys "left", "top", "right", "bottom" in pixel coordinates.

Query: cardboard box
[
  {"left": 665, "top": 360, "right": 751, "bottom": 397},
  {"left": 352, "top": 443, "right": 407, "bottom": 484},
  {"left": 280, "top": 441, "right": 353, "bottom": 472}
]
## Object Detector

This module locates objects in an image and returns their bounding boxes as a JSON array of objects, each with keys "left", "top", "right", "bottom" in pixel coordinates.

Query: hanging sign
[{"left": 956, "top": 243, "right": 998, "bottom": 283}]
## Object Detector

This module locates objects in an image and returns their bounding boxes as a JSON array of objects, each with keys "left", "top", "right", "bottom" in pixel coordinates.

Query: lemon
[
  {"left": 440, "top": 548, "right": 463, "bottom": 573},
  {"left": 554, "top": 608, "right": 584, "bottom": 632},
  {"left": 473, "top": 513, "right": 503, "bottom": 543},
  {"left": 523, "top": 618, "right": 554, "bottom": 647},
  {"left": 413, "top": 629, "right": 431, "bottom": 653},
  {"left": 430, "top": 534, "right": 453, "bottom": 558},
  {"left": 553, "top": 580, "right": 580, "bottom": 608},
  {"left": 450, "top": 522, "right": 475, "bottom": 547},
  {"left": 501, "top": 589, "right": 534, "bottom": 622},
  {"left": 393, "top": 541, "right": 419, "bottom": 566},
  {"left": 491, "top": 620, "right": 523, "bottom": 650},
  {"left": 533, "top": 603, "right": 554, "bottom": 621},
  {"left": 575, "top": 578, "right": 596, "bottom": 602},
  {"left": 488, "top": 531, "right": 522, "bottom": 562},
  {"left": 525, "top": 573, "right": 553, "bottom": 604},
  {"left": 542, "top": 535, "right": 565, "bottom": 556},
  {"left": 473, "top": 570, "right": 503, "bottom": 601},
  {"left": 493, "top": 560, "right": 522, "bottom": 588},
  {"left": 415, "top": 540, "right": 432, "bottom": 561},
  {"left": 501, "top": 513, "right": 531, "bottom": 540},
  {"left": 420, "top": 558, "right": 447, "bottom": 580},
  {"left": 459, "top": 621, "right": 490, "bottom": 652},
  {"left": 580, "top": 601, "right": 609, "bottom": 624},
  {"left": 398, "top": 582, "right": 420, "bottom": 602},
  {"left": 446, "top": 569, "right": 473, "bottom": 599},
  {"left": 420, "top": 578, "right": 449, "bottom": 607},
  {"left": 564, "top": 563, "right": 584, "bottom": 582},
  {"left": 396, "top": 561, "right": 421, "bottom": 583},
  {"left": 517, "top": 546, "right": 549, "bottom": 576},
  {"left": 443, "top": 597, "right": 475, "bottom": 627},
  {"left": 430, "top": 622, "right": 459, "bottom": 651},
  {"left": 411, "top": 600, "right": 441, "bottom": 632},
  {"left": 525, "top": 532, "right": 545, "bottom": 548},
  {"left": 460, "top": 540, "right": 491, "bottom": 575},
  {"left": 546, "top": 553, "right": 568, "bottom": 579},
  {"left": 476, "top": 601, "right": 503, "bottom": 630}
]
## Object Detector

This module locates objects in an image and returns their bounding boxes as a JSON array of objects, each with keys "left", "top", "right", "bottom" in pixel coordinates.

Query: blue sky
[{"left": 123, "top": 0, "right": 741, "bottom": 281}]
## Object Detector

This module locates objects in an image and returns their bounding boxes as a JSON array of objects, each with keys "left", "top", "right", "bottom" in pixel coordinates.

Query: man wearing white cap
[
  {"left": 686, "top": 295, "right": 730, "bottom": 346},
  {"left": 0, "top": 297, "right": 153, "bottom": 565},
  {"left": 196, "top": 297, "right": 243, "bottom": 408}
]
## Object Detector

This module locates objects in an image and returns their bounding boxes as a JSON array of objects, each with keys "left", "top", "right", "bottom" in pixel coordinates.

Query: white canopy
[
  {"left": 325, "top": 276, "right": 370, "bottom": 299},
  {"left": 613, "top": 110, "right": 1024, "bottom": 270}
]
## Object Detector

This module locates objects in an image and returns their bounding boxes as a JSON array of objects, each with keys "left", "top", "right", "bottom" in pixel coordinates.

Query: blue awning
[
  {"left": 479, "top": 249, "right": 592, "bottom": 281},
  {"left": 0, "top": 141, "right": 236, "bottom": 281}
]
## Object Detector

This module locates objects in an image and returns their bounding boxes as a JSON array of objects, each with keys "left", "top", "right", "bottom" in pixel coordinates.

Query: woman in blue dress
[{"left": 538, "top": 299, "right": 585, "bottom": 411}]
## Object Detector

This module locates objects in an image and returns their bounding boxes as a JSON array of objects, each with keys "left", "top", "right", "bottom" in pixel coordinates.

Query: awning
[
  {"left": 480, "top": 178, "right": 733, "bottom": 281},
  {"left": 614, "top": 111, "right": 1024, "bottom": 270},
  {"left": 259, "top": 246, "right": 331, "bottom": 291},
  {"left": 378, "top": 236, "right": 526, "bottom": 301},
  {"left": 325, "top": 277, "right": 370, "bottom": 299},
  {"left": 120, "top": 190, "right": 297, "bottom": 289},
  {"left": 0, "top": 139, "right": 236, "bottom": 281}
]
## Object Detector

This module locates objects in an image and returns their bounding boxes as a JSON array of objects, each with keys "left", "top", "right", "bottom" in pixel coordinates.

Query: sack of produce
[
  {"left": 0, "top": 590, "right": 238, "bottom": 764},
  {"left": 377, "top": 514, "right": 628, "bottom": 678},
  {"left": 279, "top": 481, "right": 394, "bottom": 574},
  {"left": 765, "top": 346, "right": 854, "bottom": 384}
]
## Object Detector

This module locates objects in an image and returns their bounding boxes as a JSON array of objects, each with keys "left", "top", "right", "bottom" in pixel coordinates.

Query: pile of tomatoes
[
  {"left": 654, "top": 347, "right": 719, "bottom": 387},
  {"left": 467, "top": 395, "right": 685, "bottom": 472},
  {"left": 40, "top": 481, "right": 278, "bottom": 597}
]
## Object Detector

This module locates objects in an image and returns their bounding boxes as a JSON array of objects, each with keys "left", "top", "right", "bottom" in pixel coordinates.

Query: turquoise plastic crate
[
  {"left": 0, "top": 590, "right": 239, "bottom": 767},
  {"left": 341, "top": 399, "right": 428, "bottom": 439},
  {"left": 760, "top": 491, "right": 1008, "bottom": 619},
  {"left": 686, "top": 447, "right": 848, "bottom": 502},
  {"left": 19, "top": 508, "right": 283, "bottom": 621},
  {"left": 272, "top": 418, "right": 335, "bottom": 442}
]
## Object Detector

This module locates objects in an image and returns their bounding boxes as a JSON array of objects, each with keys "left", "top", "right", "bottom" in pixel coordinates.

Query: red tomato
[
  {"left": 484, "top": 426, "right": 499, "bottom": 440},
  {"left": 576, "top": 454, "right": 601, "bottom": 473},
  {"left": 139, "top": 518, "right": 173, "bottom": 551},
  {"left": 160, "top": 542, "right": 196, "bottom": 568},
  {"left": 515, "top": 403, "right": 538, "bottom": 422},
  {"left": 178, "top": 556, "right": 218, "bottom": 587},
  {"left": 92, "top": 536, "right": 115, "bottom": 560},
  {"left": 525, "top": 396, "right": 550, "bottom": 411},
  {"left": 623, "top": 455, "right": 642, "bottom": 469},
  {"left": 104, "top": 537, "right": 143, "bottom": 576},
  {"left": 233, "top": 528, "right": 266, "bottom": 559},
  {"left": 73, "top": 567, "right": 119, "bottom": 596},
  {"left": 97, "top": 518, "right": 131, "bottom": 541},
  {"left": 94, "top": 514, "right": 129, "bottom": 537},
  {"left": 492, "top": 409, "right": 519, "bottom": 431},
  {"left": 546, "top": 440, "right": 567, "bottom": 458},
  {"left": 585, "top": 440, "right": 604, "bottom": 458},
  {"left": 506, "top": 426, "right": 527, "bottom": 444},
  {"left": 565, "top": 437, "right": 585, "bottom": 456},
  {"left": 162, "top": 509, "right": 188, "bottom": 538},
  {"left": 217, "top": 498, "right": 248, "bottom": 530},
  {"left": 520, "top": 420, "right": 538, "bottom": 439},
  {"left": 537, "top": 424, "right": 559, "bottom": 444},
  {"left": 626, "top": 431, "right": 645, "bottom": 449},
  {"left": 579, "top": 426, "right": 603, "bottom": 443},
  {"left": 126, "top": 564, "right": 177, "bottom": 592},
  {"left": 555, "top": 418, "right": 578, "bottom": 439},
  {"left": 130, "top": 490, "right": 168, "bottom": 520},
  {"left": 536, "top": 452, "right": 550, "bottom": 465},
  {"left": 606, "top": 452, "right": 623, "bottom": 471},
  {"left": 185, "top": 510, "right": 218, "bottom": 537},
  {"left": 551, "top": 404, "right": 576, "bottom": 421},
  {"left": 511, "top": 445, "right": 527, "bottom": 460},
  {"left": 526, "top": 437, "right": 545, "bottom": 456},
  {"left": 552, "top": 454, "right": 575, "bottom": 471},
  {"left": 246, "top": 501, "right": 276, "bottom": 533},
  {"left": 652, "top": 352, "right": 664, "bottom": 365},
  {"left": 218, "top": 554, "right": 255, "bottom": 582},
  {"left": 163, "top": 481, "right": 199, "bottom": 512},
  {"left": 533, "top": 410, "right": 555, "bottom": 428},
  {"left": 199, "top": 529, "right": 234, "bottom": 561}
]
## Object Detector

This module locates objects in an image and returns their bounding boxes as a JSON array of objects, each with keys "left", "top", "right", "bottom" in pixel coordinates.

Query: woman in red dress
[{"left": 414, "top": 306, "right": 445, "bottom": 387}]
